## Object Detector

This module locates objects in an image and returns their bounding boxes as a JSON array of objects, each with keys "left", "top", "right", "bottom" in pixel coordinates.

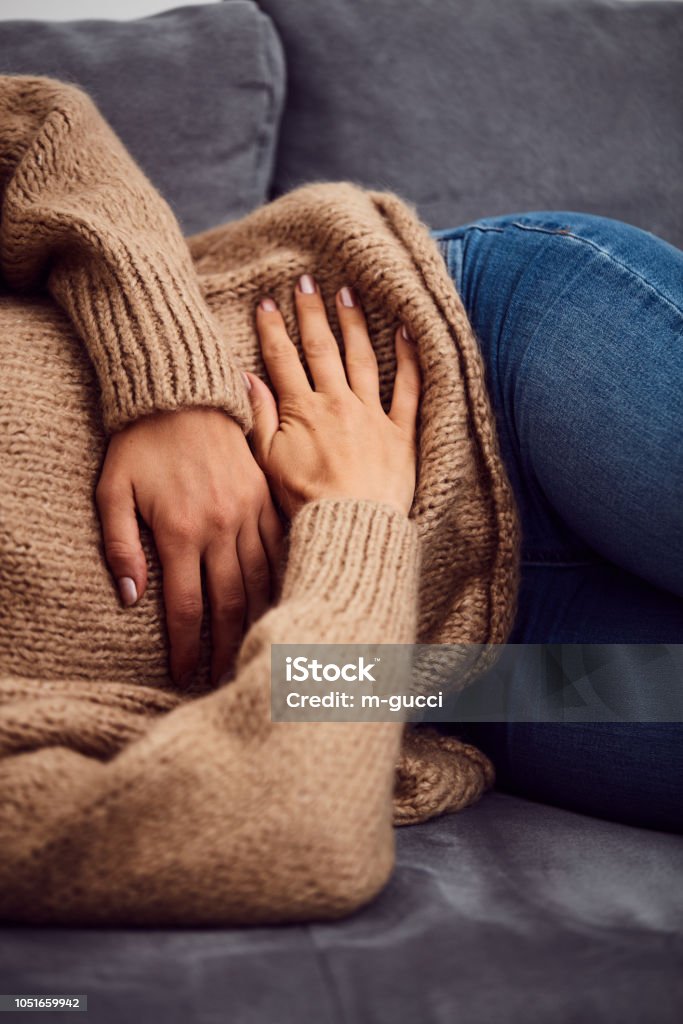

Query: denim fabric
[{"left": 432, "top": 211, "right": 683, "bottom": 832}]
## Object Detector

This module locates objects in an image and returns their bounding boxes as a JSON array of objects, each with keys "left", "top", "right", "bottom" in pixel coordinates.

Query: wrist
[
  {"left": 309, "top": 492, "right": 411, "bottom": 518},
  {"left": 282, "top": 498, "right": 420, "bottom": 643}
]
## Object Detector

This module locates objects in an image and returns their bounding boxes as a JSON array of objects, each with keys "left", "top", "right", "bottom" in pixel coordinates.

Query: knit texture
[{"left": 0, "top": 77, "right": 521, "bottom": 925}]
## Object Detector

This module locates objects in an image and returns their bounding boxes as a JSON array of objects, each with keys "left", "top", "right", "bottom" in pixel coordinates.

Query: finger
[
  {"left": 295, "top": 274, "right": 347, "bottom": 394},
  {"left": 388, "top": 325, "right": 421, "bottom": 435},
  {"left": 255, "top": 296, "right": 311, "bottom": 398},
  {"left": 204, "top": 538, "right": 247, "bottom": 687},
  {"left": 236, "top": 523, "right": 271, "bottom": 628},
  {"left": 336, "top": 285, "right": 381, "bottom": 405},
  {"left": 95, "top": 479, "right": 148, "bottom": 606},
  {"left": 156, "top": 539, "right": 204, "bottom": 686},
  {"left": 243, "top": 371, "right": 279, "bottom": 467},
  {"left": 258, "top": 497, "right": 286, "bottom": 601}
]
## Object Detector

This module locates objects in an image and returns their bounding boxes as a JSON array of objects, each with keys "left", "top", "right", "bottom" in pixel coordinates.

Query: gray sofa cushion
[
  {"left": 2, "top": 793, "right": 682, "bottom": 1023},
  {"left": 258, "top": 0, "right": 683, "bottom": 248},
  {"left": 0, "top": 1, "right": 285, "bottom": 234}
]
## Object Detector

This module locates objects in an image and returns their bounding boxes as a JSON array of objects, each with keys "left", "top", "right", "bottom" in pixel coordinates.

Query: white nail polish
[
  {"left": 118, "top": 576, "right": 138, "bottom": 607},
  {"left": 340, "top": 286, "right": 356, "bottom": 308}
]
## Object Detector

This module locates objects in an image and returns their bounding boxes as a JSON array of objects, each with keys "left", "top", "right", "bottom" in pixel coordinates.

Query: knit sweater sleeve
[
  {"left": 0, "top": 499, "right": 420, "bottom": 926},
  {"left": 0, "top": 74, "right": 252, "bottom": 435}
]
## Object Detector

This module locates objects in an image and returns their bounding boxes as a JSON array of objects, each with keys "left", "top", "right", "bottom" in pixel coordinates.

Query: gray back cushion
[
  {"left": 258, "top": 0, "right": 683, "bottom": 247},
  {"left": 0, "top": 1, "right": 285, "bottom": 235}
]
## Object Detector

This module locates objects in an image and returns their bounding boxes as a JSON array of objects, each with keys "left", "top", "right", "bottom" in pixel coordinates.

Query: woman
[
  {"left": 0, "top": 75, "right": 681, "bottom": 927},
  {"left": 1, "top": 75, "right": 492, "bottom": 925},
  {"left": 103, "top": 212, "right": 683, "bottom": 836}
]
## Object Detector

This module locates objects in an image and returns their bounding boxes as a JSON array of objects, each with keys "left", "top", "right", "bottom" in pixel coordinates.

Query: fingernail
[
  {"left": 401, "top": 324, "right": 413, "bottom": 342},
  {"left": 118, "top": 576, "right": 138, "bottom": 607},
  {"left": 260, "top": 296, "right": 277, "bottom": 312},
  {"left": 298, "top": 274, "right": 316, "bottom": 294},
  {"left": 339, "top": 286, "right": 356, "bottom": 308},
  {"left": 241, "top": 370, "right": 252, "bottom": 391}
]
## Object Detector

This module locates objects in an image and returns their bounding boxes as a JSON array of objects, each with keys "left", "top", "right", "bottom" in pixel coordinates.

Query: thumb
[
  {"left": 95, "top": 480, "right": 148, "bottom": 607},
  {"left": 243, "top": 371, "right": 279, "bottom": 466}
]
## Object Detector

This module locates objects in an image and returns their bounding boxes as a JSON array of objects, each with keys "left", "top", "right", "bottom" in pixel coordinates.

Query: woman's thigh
[
  {"left": 433, "top": 211, "right": 683, "bottom": 642},
  {"left": 432, "top": 211, "right": 683, "bottom": 832}
]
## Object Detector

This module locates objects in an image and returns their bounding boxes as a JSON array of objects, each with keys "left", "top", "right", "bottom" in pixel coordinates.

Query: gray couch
[{"left": 1, "top": 2, "right": 682, "bottom": 1022}]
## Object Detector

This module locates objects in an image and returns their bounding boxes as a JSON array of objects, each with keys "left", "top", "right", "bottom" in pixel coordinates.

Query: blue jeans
[{"left": 431, "top": 211, "right": 683, "bottom": 833}]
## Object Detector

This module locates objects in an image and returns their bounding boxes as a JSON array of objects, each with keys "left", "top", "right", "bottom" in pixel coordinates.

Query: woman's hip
[{"left": 432, "top": 210, "right": 683, "bottom": 638}]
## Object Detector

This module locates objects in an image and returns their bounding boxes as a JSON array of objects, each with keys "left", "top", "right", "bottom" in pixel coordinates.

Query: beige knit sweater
[{"left": 0, "top": 76, "right": 520, "bottom": 926}]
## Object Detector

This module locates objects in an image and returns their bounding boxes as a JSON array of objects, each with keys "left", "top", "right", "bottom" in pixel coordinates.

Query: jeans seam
[
  {"left": 433, "top": 225, "right": 506, "bottom": 242},
  {"left": 507, "top": 221, "right": 683, "bottom": 319},
  {"left": 436, "top": 221, "right": 683, "bottom": 318}
]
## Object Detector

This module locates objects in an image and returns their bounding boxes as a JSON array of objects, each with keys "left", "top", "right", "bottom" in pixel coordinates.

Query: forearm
[
  {"left": 0, "top": 499, "right": 419, "bottom": 926},
  {"left": 0, "top": 74, "right": 251, "bottom": 434}
]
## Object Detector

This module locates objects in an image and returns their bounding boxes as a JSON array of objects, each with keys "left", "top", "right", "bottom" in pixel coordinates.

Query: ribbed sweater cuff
[
  {"left": 52, "top": 252, "right": 253, "bottom": 436},
  {"left": 281, "top": 498, "right": 421, "bottom": 644}
]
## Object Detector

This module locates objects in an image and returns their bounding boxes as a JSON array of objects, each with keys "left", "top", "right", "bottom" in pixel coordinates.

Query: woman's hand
[
  {"left": 96, "top": 409, "right": 284, "bottom": 687},
  {"left": 245, "top": 275, "right": 421, "bottom": 518}
]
